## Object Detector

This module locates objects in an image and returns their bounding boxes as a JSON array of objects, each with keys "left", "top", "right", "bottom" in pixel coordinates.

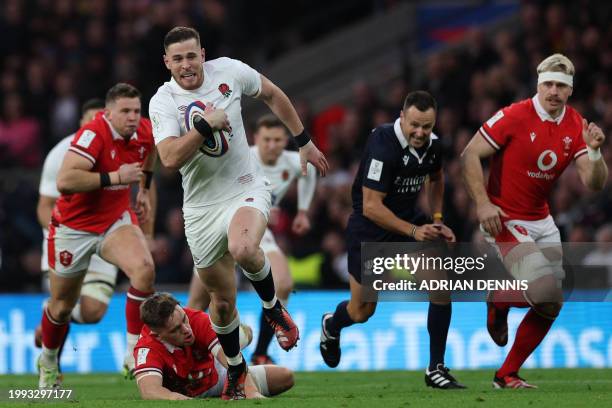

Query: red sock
[
  {"left": 126, "top": 286, "right": 152, "bottom": 335},
  {"left": 41, "top": 308, "right": 69, "bottom": 349},
  {"left": 493, "top": 289, "right": 530, "bottom": 311},
  {"left": 497, "top": 308, "right": 554, "bottom": 377}
]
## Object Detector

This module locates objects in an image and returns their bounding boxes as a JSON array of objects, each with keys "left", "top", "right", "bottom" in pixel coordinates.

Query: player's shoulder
[
  {"left": 149, "top": 81, "right": 176, "bottom": 107},
  {"left": 206, "top": 56, "right": 240, "bottom": 69},
  {"left": 563, "top": 104, "right": 584, "bottom": 128},
  {"left": 367, "top": 123, "right": 399, "bottom": 154},
  {"left": 503, "top": 98, "right": 534, "bottom": 119},
  {"left": 49, "top": 135, "right": 74, "bottom": 156}
]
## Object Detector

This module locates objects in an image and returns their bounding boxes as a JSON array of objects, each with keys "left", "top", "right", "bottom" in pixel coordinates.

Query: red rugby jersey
[
  {"left": 479, "top": 96, "right": 587, "bottom": 220},
  {"left": 133, "top": 308, "right": 221, "bottom": 397},
  {"left": 53, "top": 112, "right": 153, "bottom": 233}
]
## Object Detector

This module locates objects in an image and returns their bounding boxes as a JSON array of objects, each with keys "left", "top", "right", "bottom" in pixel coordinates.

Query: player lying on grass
[{"left": 133, "top": 293, "right": 294, "bottom": 400}]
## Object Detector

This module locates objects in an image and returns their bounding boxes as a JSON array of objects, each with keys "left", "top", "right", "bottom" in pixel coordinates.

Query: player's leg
[
  {"left": 196, "top": 253, "right": 248, "bottom": 400},
  {"left": 72, "top": 257, "right": 118, "bottom": 323},
  {"left": 494, "top": 244, "right": 563, "bottom": 388},
  {"left": 492, "top": 220, "right": 562, "bottom": 388},
  {"left": 320, "top": 275, "right": 377, "bottom": 368},
  {"left": 39, "top": 271, "right": 85, "bottom": 388},
  {"left": 100, "top": 220, "right": 155, "bottom": 372},
  {"left": 228, "top": 201, "right": 299, "bottom": 352},
  {"left": 252, "top": 229, "right": 293, "bottom": 364},
  {"left": 186, "top": 267, "right": 211, "bottom": 310},
  {"left": 250, "top": 365, "right": 294, "bottom": 396},
  {"left": 411, "top": 245, "right": 466, "bottom": 389}
]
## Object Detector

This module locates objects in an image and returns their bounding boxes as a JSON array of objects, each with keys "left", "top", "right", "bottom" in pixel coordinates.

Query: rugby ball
[{"left": 184, "top": 101, "right": 229, "bottom": 157}]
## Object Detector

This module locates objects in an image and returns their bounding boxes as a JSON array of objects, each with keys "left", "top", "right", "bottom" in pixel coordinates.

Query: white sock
[
  {"left": 262, "top": 294, "right": 278, "bottom": 309},
  {"left": 126, "top": 333, "right": 139, "bottom": 354},
  {"left": 226, "top": 353, "right": 244, "bottom": 366},
  {"left": 71, "top": 304, "right": 84, "bottom": 323},
  {"left": 41, "top": 346, "right": 58, "bottom": 367}
]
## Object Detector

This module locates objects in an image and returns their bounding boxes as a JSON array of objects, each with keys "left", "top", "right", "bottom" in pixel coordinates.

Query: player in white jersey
[
  {"left": 187, "top": 114, "right": 317, "bottom": 365},
  {"left": 149, "top": 27, "right": 328, "bottom": 400}
]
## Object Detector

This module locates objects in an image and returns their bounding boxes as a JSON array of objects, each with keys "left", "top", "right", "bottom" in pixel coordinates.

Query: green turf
[{"left": 0, "top": 369, "right": 610, "bottom": 407}]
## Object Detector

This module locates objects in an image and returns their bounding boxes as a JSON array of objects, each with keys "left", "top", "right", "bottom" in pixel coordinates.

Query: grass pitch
[{"left": 0, "top": 369, "right": 610, "bottom": 407}]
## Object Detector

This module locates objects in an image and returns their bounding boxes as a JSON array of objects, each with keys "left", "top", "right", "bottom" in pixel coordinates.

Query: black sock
[
  {"left": 428, "top": 302, "right": 452, "bottom": 370},
  {"left": 325, "top": 300, "right": 354, "bottom": 337},
  {"left": 215, "top": 325, "right": 242, "bottom": 367},
  {"left": 254, "top": 311, "right": 275, "bottom": 356},
  {"left": 246, "top": 267, "right": 276, "bottom": 304}
]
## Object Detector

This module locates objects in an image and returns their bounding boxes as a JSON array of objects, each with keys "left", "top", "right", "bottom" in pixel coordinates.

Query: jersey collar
[
  {"left": 393, "top": 118, "right": 409, "bottom": 149},
  {"left": 102, "top": 115, "right": 137, "bottom": 141},
  {"left": 532, "top": 94, "right": 566, "bottom": 125}
]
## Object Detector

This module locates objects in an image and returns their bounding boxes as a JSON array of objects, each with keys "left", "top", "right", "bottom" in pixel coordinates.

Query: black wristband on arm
[
  {"left": 193, "top": 116, "right": 214, "bottom": 139},
  {"left": 143, "top": 171, "right": 154, "bottom": 189},
  {"left": 294, "top": 130, "right": 311, "bottom": 148},
  {"left": 100, "top": 172, "right": 111, "bottom": 188}
]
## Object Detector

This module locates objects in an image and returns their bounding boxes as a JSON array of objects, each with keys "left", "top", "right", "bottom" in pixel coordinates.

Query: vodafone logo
[{"left": 537, "top": 150, "right": 557, "bottom": 171}]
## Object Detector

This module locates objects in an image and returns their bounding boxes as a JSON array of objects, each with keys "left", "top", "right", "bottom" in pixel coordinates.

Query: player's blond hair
[{"left": 537, "top": 53, "right": 575, "bottom": 75}]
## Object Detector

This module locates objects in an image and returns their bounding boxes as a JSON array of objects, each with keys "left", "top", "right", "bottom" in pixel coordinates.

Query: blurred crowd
[{"left": 1, "top": 0, "right": 611, "bottom": 291}]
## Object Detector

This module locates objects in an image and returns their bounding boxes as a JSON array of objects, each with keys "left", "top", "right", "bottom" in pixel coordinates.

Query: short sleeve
[
  {"left": 133, "top": 343, "right": 165, "bottom": 377},
  {"left": 190, "top": 311, "right": 220, "bottom": 352},
  {"left": 362, "top": 133, "right": 396, "bottom": 193},
  {"left": 149, "top": 89, "right": 181, "bottom": 145},
  {"left": 572, "top": 113, "right": 588, "bottom": 160},
  {"left": 479, "top": 108, "right": 514, "bottom": 150},
  {"left": 69, "top": 126, "right": 103, "bottom": 165},
  {"left": 227, "top": 58, "right": 262, "bottom": 98}
]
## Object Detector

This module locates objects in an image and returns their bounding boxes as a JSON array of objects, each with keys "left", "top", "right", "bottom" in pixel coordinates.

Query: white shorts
[
  {"left": 48, "top": 211, "right": 134, "bottom": 277},
  {"left": 42, "top": 228, "right": 118, "bottom": 299},
  {"left": 260, "top": 228, "right": 281, "bottom": 254},
  {"left": 184, "top": 186, "right": 271, "bottom": 269},
  {"left": 482, "top": 215, "right": 564, "bottom": 283},
  {"left": 200, "top": 359, "right": 269, "bottom": 398}
]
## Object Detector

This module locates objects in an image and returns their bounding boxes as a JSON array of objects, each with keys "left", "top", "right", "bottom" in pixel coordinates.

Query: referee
[{"left": 319, "top": 91, "right": 465, "bottom": 389}]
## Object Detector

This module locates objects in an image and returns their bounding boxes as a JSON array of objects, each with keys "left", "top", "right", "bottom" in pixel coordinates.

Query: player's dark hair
[
  {"left": 255, "top": 114, "right": 285, "bottom": 132},
  {"left": 403, "top": 90, "right": 437, "bottom": 112},
  {"left": 140, "top": 292, "right": 179, "bottom": 329},
  {"left": 81, "top": 98, "right": 104, "bottom": 116},
  {"left": 164, "top": 26, "right": 201, "bottom": 50},
  {"left": 105, "top": 83, "right": 141, "bottom": 105}
]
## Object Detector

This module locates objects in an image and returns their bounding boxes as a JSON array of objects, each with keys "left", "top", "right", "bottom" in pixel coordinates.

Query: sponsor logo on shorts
[{"left": 59, "top": 250, "right": 73, "bottom": 267}]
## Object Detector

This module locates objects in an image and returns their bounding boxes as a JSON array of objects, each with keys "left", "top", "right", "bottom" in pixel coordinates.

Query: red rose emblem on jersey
[
  {"left": 513, "top": 225, "right": 529, "bottom": 236},
  {"left": 282, "top": 170, "right": 289, "bottom": 181},
  {"left": 218, "top": 83, "right": 232, "bottom": 98},
  {"left": 59, "top": 250, "right": 73, "bottom": 266}
]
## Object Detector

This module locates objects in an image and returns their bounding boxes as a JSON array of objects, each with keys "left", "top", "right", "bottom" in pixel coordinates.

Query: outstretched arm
[
  {"left": 135, "top": 372, "right": 191, "bottom": 400},
  {"left": 257, "top": 75, "right": 329, "bottom": 176}
]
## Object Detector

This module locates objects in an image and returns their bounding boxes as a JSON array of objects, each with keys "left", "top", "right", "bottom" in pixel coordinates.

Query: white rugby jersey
[
  {"left": 251, "top": 146, "right": 316, "bottom": 210},
  {"left": 39, "top": 135, "right": 73, "bottom": 198},
  {"left": 149, "top": 57, "right": 266, "bottom": 208}
]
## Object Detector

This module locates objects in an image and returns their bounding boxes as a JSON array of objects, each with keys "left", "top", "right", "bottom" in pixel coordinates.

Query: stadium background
[{"left": 0, "top": 0, "right": 610, "bottom": 374}]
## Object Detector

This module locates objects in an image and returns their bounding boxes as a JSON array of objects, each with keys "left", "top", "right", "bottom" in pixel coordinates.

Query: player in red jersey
[
  {"left": 38, "top": 83, "right": 158, "bottom": 389},
  {"left": 133, "top": 293, "right": 294, "bottom": 400},
  {"left": 461, "top": 54, "right": 608, "bottom": 389}
]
